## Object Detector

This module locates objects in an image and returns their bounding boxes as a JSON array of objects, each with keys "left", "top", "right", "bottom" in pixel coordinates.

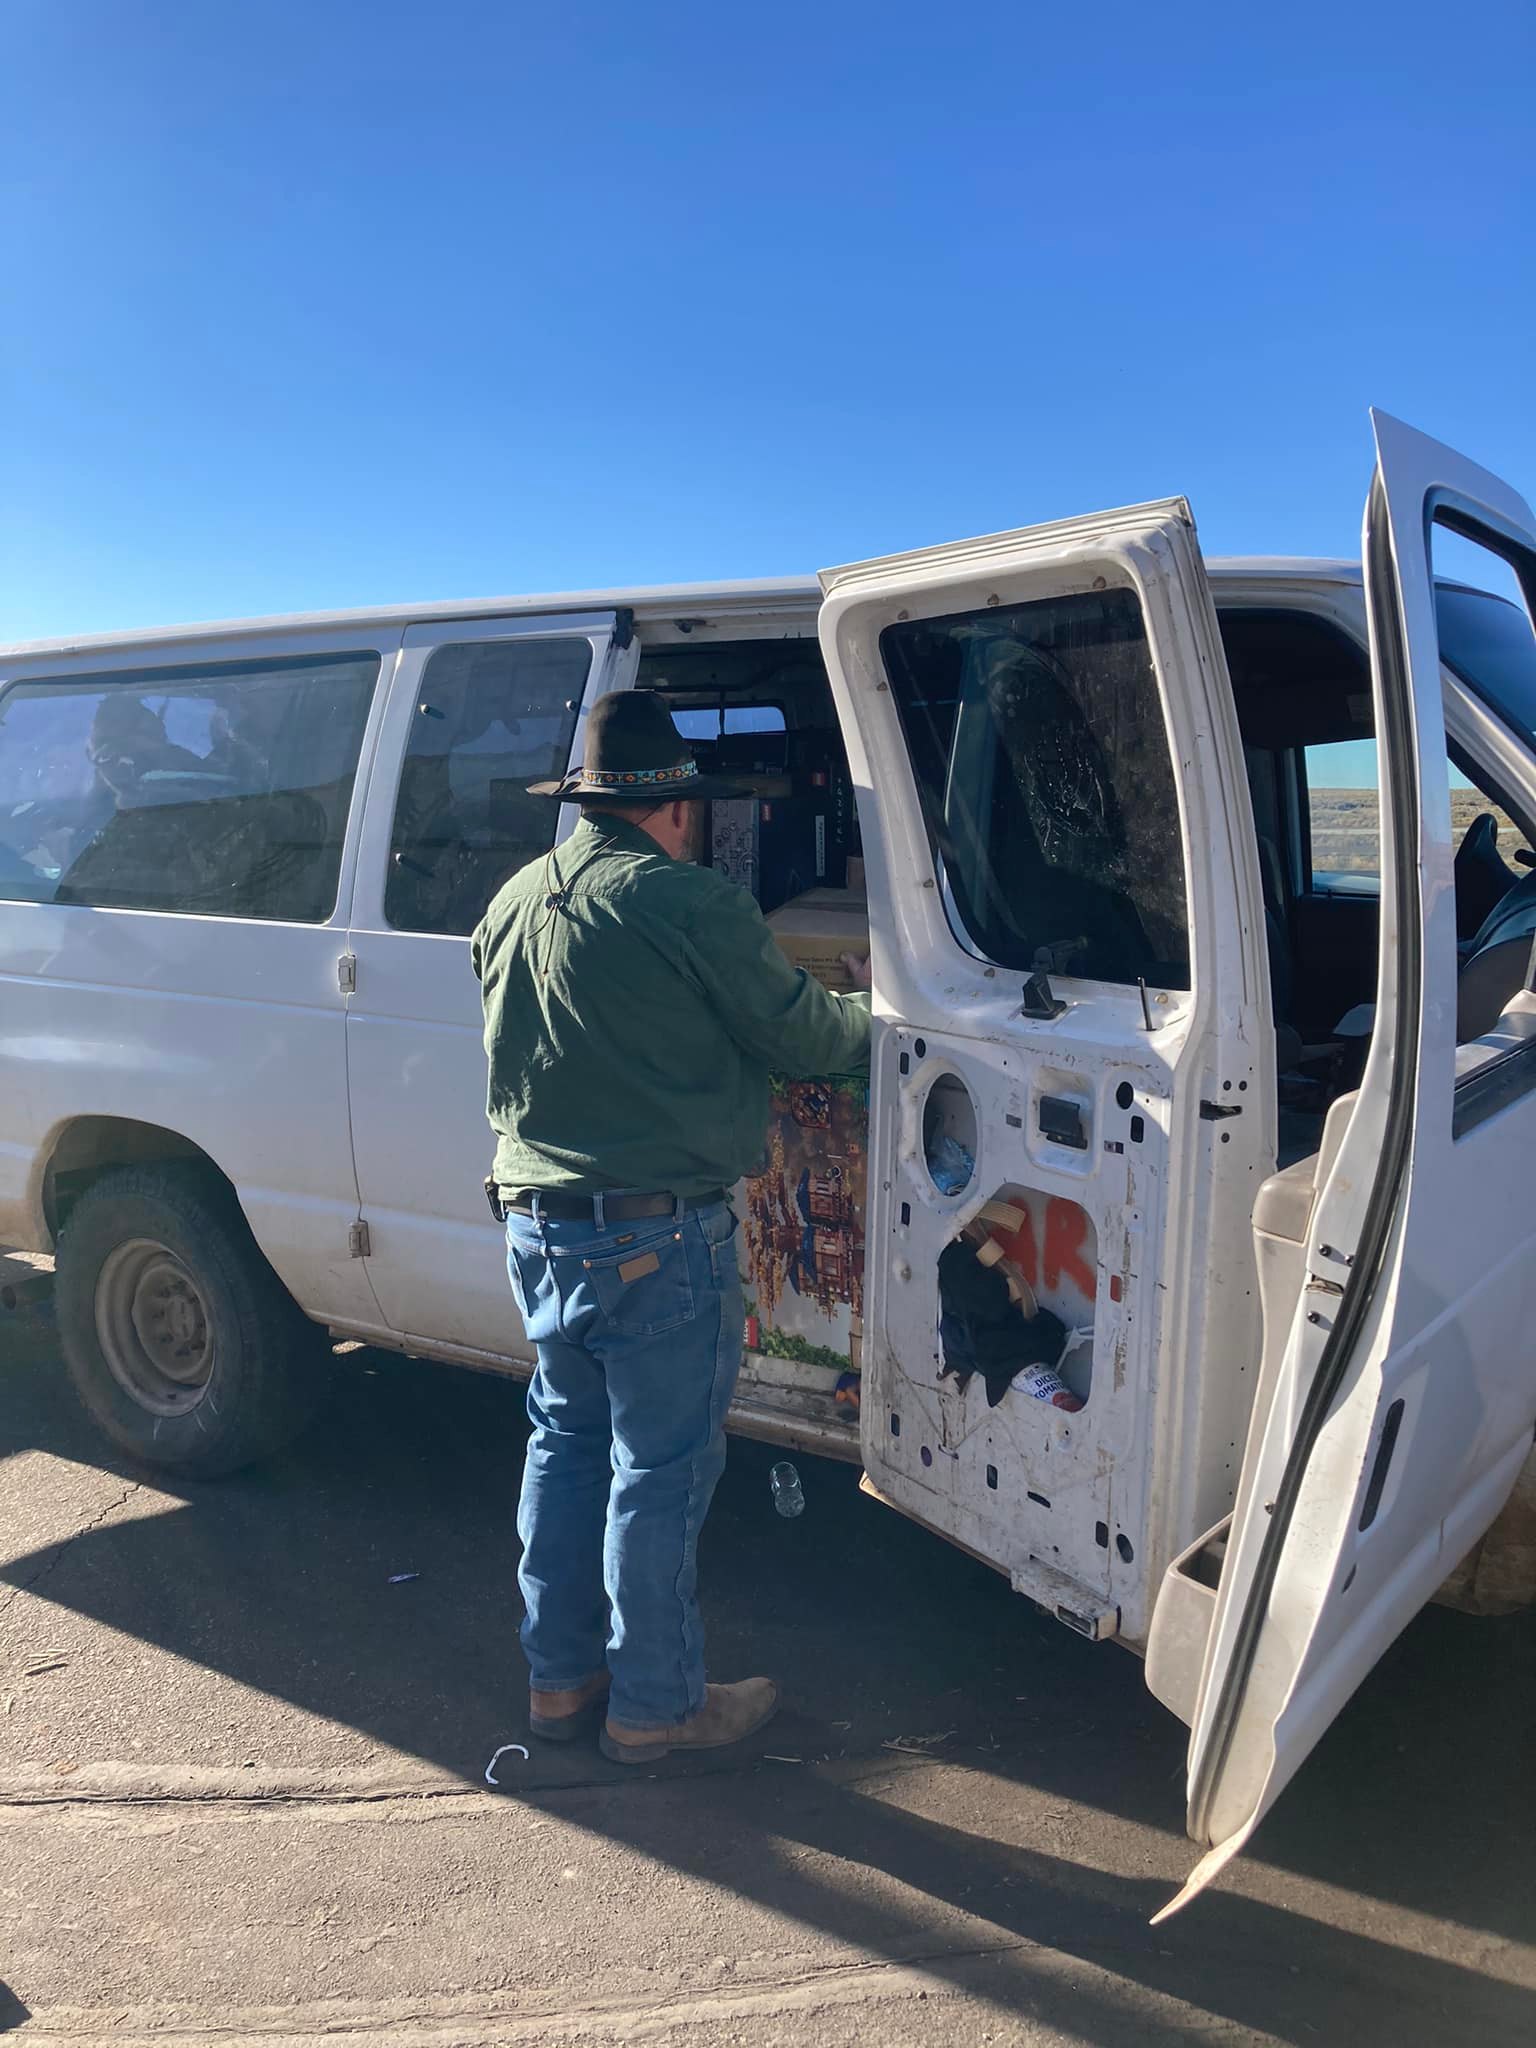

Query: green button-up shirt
[{"left": 470, "top": 816, "right": 872, "bottom": 1197}]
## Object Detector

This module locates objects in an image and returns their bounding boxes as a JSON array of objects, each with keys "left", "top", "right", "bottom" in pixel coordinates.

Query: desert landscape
[{"left": 1311, "top": 786, "right": 1533, "bottom": 876}]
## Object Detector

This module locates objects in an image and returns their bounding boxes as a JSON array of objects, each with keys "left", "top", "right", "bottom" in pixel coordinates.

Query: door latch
[
  {"left": 1020, "top": 967, "right": 1065, "bottom": 1020},
  {"left": 1020, "top": 938, "right": 1086, "bottom": 1021},
  {"left": 1038, "top": 1095, "right": 1089, "bottom": 1150},
  {"left": 1199, "top": 1099, "right": 1242, "bottom": 1121}
]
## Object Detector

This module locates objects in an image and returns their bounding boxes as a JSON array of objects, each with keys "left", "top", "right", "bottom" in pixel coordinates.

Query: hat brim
[{"left": 527, "top": 770, "right": 757, "bottom": 803}]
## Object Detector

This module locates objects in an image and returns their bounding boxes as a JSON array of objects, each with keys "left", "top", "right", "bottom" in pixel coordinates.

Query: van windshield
[{"left": 1435, "top": 584, "right": 1536, "bottom": 739}]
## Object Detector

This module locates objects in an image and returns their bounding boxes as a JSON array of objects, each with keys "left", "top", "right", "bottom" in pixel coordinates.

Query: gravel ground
[{"left": 2, "top": 1282, "right": 1533, "bottom": 2045}]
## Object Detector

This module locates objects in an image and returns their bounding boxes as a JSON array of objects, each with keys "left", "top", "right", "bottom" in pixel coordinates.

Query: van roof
[{"left": 0, "top": 557, "right": 1367, "bottom": 664}]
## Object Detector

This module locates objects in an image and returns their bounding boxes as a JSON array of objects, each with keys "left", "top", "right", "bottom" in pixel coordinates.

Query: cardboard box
[{"left": 766, "top": 886, "right": 870, "bottom": 995}]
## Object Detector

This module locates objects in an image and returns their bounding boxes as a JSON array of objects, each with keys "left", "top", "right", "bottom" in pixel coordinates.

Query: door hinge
[
  {"left": 348, "top": 1220, "right": 371, "bottom": 1259},
  {"left": 1199, "top": 1099, "right": 1243, "bottom": 1121},
  {"left": 337, "top": 952, "right": 357, "bottom": 994}
]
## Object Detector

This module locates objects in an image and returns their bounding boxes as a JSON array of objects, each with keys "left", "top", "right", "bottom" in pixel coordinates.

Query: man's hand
[{"left": 840, "top": 950, "right": 873, "bottom": 991}]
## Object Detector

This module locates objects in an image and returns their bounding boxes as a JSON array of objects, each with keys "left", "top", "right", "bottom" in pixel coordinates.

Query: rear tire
[{"left": 55, "top": 1164, "right": 328, "bottom": 1477}]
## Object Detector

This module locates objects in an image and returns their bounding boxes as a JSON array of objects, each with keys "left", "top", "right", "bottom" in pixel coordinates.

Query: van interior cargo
[
  {"left": 639, "top": 603, "right": 1536, "bottom": 1454},
  {"left": 640, "top": 638, "right": 870, "bottom": 1443}
]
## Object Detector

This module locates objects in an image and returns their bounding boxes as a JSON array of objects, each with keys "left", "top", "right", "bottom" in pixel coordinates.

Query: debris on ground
[{"left": 881, "top": 1729, "right": 957, "bottom": 1754}]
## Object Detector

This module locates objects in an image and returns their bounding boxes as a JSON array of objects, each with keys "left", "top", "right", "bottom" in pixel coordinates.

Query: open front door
[
  {"left": 1166, "top": 414, "right": 1536, "bottom": 1915},
  {"left": 817, "top": 504, "right": 1273, "bottom": 1651}
]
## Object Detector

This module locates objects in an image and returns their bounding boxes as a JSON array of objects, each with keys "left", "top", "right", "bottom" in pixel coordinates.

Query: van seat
[
  {"left": 1252, "top": 1089, "right": 1359, "bottom": 1246},
  {"left": 1251, "top": 1153, "right": 1318, "bottom": 1244}
]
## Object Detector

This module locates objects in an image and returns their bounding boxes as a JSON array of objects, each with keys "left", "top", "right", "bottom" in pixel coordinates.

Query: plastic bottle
[{"left": 769, "top": 1460, "right": 806, "bottom": 1518}]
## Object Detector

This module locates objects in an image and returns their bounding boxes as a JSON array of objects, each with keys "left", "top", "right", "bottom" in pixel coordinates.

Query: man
[
  {"left": 55, "top": 697, "right": 211, "bottom": 903},
  {"left": 471, "top": 691, "right": 871, "bottom": 1765},
  {"left": 87, "top": 695, "right": 205, "bottom": 805}
]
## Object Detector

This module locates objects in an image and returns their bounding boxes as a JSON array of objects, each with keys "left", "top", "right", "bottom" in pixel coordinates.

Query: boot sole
[
  {"left": 599, "top": 1693, "right": 779, "bottom": 1766},
  {"left": 529, "top": 1697, "right": 609, "bottom": 1744}
]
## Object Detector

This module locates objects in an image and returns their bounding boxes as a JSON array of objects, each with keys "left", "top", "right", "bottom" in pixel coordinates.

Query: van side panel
[
  {"left": 0, "top": 904, "right": 379, "bottom": 1325},
  {"left": 0, "top": 628, "right": 402, "bottom": 1323}
]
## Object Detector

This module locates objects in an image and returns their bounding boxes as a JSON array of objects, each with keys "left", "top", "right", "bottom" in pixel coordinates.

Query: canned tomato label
[{"left": 1012, "top": 1363, "right": 1085, "bottom": 1413}]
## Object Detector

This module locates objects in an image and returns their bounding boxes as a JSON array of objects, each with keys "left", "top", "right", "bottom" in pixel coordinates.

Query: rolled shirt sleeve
[{"left": 679, "top": 879, "right": 871, "bottom": 1078}]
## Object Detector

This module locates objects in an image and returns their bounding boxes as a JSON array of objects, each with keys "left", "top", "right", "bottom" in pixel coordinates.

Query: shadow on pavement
[{"left": 2, "top": 1314, "right": 1533, "bottom": 2044}]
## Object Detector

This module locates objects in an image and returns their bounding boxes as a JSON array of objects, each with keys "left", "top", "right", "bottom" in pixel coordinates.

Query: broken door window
[{"left": 880, "top": 587, "right": 1190, "bottom": 987}]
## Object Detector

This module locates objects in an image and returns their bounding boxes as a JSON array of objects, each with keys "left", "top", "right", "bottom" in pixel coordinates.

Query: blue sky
[{"left": 4, "top": 1, "right": 1533, "bottom": 645}]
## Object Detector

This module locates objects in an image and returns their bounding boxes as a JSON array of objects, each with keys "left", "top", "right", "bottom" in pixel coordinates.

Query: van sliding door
[{"left": 343, "top": 612, "right": 637, "bottom": 1354}]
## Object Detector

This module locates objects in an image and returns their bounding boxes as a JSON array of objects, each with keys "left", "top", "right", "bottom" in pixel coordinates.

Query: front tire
[{"left": 55, "top": 1164, "right": 328, "bottom": 1477}]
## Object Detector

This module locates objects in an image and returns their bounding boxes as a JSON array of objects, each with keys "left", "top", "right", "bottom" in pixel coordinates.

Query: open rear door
[
  {"left": 1164, "top": 414, "right": 1536, "bottom": 1915},
  {"left": 817, "top": 504, "right": 1273, "bottom": 1652}
]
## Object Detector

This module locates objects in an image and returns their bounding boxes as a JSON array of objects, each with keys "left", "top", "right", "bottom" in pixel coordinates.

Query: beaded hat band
[{"left": 581, "top": 760, "right": 700, "bottom": 789}]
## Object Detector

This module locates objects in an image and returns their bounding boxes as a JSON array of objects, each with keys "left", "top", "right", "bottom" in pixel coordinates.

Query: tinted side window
[
  {"left": 879, "top": 588, "right": 1190, "bottom": 987},
  {"left": 0, "top": 652, "right": 379, "bottom": 920},
  {"left": 1305, "top": 737, "right": 1534, "bottom": 885},
  {"left": 385, "top": 637, "right": 591, "bottom": 936},
  {"left": 1435, "top": 584, "right": 1536, "bottom": 742}
]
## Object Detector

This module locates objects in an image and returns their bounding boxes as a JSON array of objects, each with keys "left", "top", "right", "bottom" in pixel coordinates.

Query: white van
[{"left": 2, "top": 413, "right": 1534, "bottom": 1908}]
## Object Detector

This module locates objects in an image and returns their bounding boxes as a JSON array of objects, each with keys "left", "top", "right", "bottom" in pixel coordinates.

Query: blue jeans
[{"left": 506, "top": 1197, "right": 744, "bottom": 1731}]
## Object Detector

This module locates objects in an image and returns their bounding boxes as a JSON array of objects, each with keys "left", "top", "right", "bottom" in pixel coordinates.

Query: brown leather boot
[
  {"left": 599, "top": 1679, "right": 779, "bottom": 1765},
  {"left": 529, "top": 1671, "right": 611, "bottom": 1743}
]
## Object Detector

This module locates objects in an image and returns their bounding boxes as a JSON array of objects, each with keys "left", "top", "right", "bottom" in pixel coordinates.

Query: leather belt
[{"left": 489, "top": 1183, "right": 726, "bottom": 1223}]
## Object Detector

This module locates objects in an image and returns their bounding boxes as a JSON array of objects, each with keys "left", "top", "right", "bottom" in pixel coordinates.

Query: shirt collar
[{"left": 568, "top": 812, "right": 677, "bottom": 863}]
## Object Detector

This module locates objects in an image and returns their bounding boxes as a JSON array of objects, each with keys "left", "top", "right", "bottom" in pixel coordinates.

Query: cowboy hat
[{"left": 528, "top": 689, "right": 755, "bottom": 802}]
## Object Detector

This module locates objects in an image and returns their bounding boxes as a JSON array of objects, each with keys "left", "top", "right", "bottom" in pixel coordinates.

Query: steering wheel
[{"left": 0, "top": 841, "right": 53, "bottom": 899}]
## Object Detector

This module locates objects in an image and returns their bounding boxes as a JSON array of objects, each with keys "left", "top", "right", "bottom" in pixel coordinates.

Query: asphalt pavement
[{"left": 2, "top": 1283, "right": 1533, "bottom": 2045}]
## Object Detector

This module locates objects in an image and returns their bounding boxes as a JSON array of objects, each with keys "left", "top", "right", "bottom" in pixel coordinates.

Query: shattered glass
[{"left": 880, "top": 588, "right": 1190, "bottom": 988}]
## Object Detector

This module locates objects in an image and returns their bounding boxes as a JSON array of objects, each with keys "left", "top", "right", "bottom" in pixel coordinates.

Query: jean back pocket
[{"left": 583, "top": 1225, "right": 697, "bottom": 1338}]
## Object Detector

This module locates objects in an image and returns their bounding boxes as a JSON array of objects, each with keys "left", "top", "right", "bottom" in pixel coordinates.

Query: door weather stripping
[{"left": 1154, "top": 470, "right": 1425, "bottom": 1924}]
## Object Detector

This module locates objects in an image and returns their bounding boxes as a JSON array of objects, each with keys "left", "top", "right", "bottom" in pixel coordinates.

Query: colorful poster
[{"left": 737, "top": 1071, "right": 868, "bottom": 1374}]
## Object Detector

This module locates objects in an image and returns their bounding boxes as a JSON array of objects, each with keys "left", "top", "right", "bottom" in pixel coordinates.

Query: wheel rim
[{"left": 95, "top": 1239, "right": 215, "bottom": 1416}]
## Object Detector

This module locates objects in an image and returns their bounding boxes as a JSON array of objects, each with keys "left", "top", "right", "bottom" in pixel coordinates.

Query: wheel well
[{"left": 44, "top": 1118, "right": 232, "bottom": 1237}]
